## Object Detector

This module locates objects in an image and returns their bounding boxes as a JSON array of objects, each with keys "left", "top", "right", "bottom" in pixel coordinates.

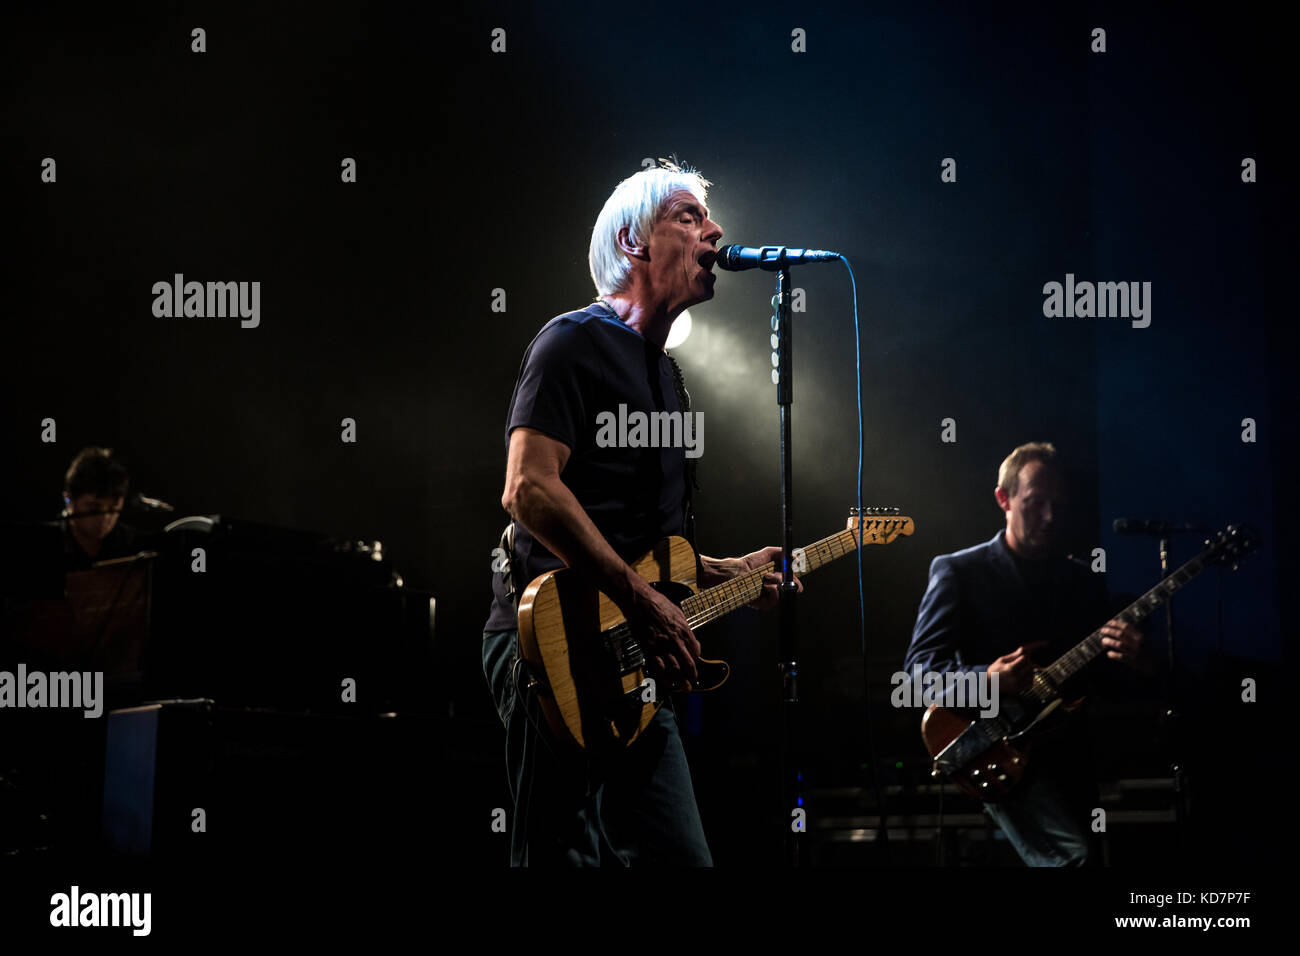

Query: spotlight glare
[{"left": 666, "top": 310, "right": 693, "bottom": 349}]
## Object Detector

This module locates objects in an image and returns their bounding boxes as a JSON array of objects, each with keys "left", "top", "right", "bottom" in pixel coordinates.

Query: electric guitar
[
  {"left": 518, "top": 509, "right": 914, "bottom": 752},
  {"left": 921, "top": 524, "right": 1259, "bottom": 801}
]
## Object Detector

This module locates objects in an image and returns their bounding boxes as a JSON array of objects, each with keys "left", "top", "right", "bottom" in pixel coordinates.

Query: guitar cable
[
  {"left": 511, "top": 649, "right": 624, "bottom": 864},
  {"left": 511, "top": 654, "right": 556, "bottom": 755},
  {"left": 841, "top": 255, "right": 892, "bottom": 859},
  {"left": 510, "top": 645, "right": 556, "bottom": 863}
]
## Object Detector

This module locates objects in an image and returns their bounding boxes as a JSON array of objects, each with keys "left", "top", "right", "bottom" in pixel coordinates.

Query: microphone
[
  {"left": 714, "top": 244, "right": 840, "bottom": 272},
  {"left": 1113, "top": 519, "right": 1204, "bottom": 536},
  {"left": 129, "top": 493, "right": 175, "bottom": 513}
]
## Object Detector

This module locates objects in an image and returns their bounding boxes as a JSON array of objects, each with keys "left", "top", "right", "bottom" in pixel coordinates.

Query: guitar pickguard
[
  {"left": 931, "top": 698, "right": 1030, "bottom": 776},
  {"left": 925, "top": 693, "right": 1084, "bottom": 801},
  {"left": 611, "top": 579, "right": 730, "bottom": 694}
]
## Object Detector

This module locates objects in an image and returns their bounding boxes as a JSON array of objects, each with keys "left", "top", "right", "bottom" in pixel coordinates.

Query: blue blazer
[{"left": 904, "top": 530, "right": 1117, "bottom": 694}]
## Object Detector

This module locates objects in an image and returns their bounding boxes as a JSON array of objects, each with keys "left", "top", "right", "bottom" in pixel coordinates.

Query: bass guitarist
[{"left": 904, "top": 442, "right": 1150, "bottom": 866}]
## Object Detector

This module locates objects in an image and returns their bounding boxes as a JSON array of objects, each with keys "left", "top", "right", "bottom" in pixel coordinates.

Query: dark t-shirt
[{"left": 483, "top": 304, "right": 690, "bottom": 632}]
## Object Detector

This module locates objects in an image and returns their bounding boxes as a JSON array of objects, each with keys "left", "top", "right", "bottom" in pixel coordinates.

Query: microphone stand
[
  {"left": 1159, "top": 533, "right": 1191, "bottom": 835},
  {"left": 1117, "top": 519, "right": 1202, "bottom": 842},
  {"left": 771, "top": 259, "right": 802, "bottom": 867}
]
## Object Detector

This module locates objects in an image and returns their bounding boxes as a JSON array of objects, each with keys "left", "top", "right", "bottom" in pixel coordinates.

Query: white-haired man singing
[{"left": 481, "top": 160, "right": 797, "bottom": 866}]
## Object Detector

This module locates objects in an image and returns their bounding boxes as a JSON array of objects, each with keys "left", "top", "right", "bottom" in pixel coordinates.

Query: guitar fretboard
[
  {"left": 679, "top": 519, "right": 905, "bottom": 630},
  {"left": 604, "top": 516, "right": 913, "bottom": 672},
  {"left": 1031, "top": 548, "right": 1211, "bottom": 699}
]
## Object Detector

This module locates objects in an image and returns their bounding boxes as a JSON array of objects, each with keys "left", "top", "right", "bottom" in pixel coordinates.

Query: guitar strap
[
  {"left": 666, "top": 352, "right": 699, "bottom": 549},
  {"left": 595, "top": 298, "right": 698, "bottom": 547},
  {"left": 500, "top": 522, "right": 546, "bottom": 702},
  {"left": 498, "top": 351, "right": 695, "bottom": 616}
]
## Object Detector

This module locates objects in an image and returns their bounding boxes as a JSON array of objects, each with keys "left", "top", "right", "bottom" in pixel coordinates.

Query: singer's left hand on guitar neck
[{"left": 698, "top": 547, "right": 804, "bottom": 611}]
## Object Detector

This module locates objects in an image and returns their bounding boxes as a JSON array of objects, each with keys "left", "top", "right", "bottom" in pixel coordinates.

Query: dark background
[{"left": 2, "top": 1, "right": 1288, "bottom": 876}]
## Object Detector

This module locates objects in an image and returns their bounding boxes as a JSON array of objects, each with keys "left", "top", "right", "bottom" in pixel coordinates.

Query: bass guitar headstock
[{"left": 1206, "top": 524, "right": 1260, "bottom": 570}]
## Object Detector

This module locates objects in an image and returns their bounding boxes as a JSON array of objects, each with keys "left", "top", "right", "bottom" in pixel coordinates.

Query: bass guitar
[{"left": 922, "top": 524, "right": 1258, "bottom": 801}]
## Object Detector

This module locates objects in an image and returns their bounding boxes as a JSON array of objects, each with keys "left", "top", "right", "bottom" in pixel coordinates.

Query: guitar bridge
[{"left": 932, "top": 716, "right": 1007, "bottom": 775}]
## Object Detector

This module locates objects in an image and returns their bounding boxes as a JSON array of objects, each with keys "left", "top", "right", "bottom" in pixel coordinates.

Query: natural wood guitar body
[
  {"left": 517, "top": 511, "right": 915, "bottom": 752},
  {"left": 518, "top": 535, "right": 718, "bottom": 752}
]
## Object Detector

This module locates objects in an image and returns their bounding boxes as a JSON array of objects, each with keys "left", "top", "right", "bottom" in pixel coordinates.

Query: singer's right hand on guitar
[{"left": 626, "top": 581, "right": 700, "bottom": 691}]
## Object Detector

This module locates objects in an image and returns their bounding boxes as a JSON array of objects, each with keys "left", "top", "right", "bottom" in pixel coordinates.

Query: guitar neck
[
  {"left": 679, "top": 523, "right": 884, "bottom": 631},
  {"left": 1040, "top": 548, "right": 1212, "bottom": 688}
]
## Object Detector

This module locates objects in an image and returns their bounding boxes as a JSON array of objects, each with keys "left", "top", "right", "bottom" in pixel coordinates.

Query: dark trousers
[
  {"left": 482, "top": 628, "right": 712, "bottom": 866},
  {"left": 983, "top": 751, "right": 1102, "bottom": 866}
]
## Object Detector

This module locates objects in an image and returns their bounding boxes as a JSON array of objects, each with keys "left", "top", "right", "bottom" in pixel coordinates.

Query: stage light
[{"left": 666, "top": 309, "right": 693, "bottom": 349}]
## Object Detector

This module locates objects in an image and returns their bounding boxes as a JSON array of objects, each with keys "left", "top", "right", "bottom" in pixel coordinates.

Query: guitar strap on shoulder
[{"left": 667, "top": 352, "right": 699, "bottom": 549}]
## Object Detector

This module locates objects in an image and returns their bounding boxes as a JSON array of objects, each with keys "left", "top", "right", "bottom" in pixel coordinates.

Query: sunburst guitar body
[{"left": 922, "top": 524, "right": 1257, "bottom": 800}]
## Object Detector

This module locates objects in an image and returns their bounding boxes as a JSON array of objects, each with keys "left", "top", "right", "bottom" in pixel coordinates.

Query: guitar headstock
[
  {"left": 848, "top": 507, "right": 915, "bottom": 543},
  {"left": 1205, "top": 524, "right": 1260, "bottom": 569}
]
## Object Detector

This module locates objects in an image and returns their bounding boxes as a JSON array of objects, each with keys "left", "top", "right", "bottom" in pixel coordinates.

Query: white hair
[{"left": 588, "top": 163, "right": 712, "bottom": 297}]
